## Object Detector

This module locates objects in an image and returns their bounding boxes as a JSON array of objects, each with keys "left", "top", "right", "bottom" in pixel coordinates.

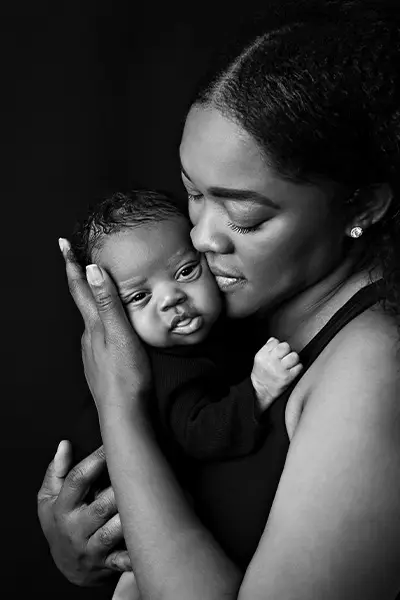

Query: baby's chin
[{"left": 169, "top": 326, "right": 211, "bottom": 347}]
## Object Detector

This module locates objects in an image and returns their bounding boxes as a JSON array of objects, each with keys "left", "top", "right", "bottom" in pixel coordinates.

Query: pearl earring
[{"left": 350, "top": 226, "right": 363, "bottom": 238}]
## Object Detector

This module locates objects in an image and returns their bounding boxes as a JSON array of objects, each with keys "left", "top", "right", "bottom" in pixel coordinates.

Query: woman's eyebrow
[
  {"left": 207, "top": 186, "right": 279, "bottom": 208},
  {"left": 180, "top": 164, "right": 279, "bottom": 208},
  {"left": 181, "top": 170, "right": 278, "bottom": 210}
]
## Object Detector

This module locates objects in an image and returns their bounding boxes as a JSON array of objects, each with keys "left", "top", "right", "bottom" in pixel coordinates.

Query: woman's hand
[
  {"left": 59, "top": 238, "right": 152, "bottom": 413},
  {"left": 37, "top": 441, "right": 131, "bottom": 586},
  {"left": 57, "top": 239, "right": 241, "bottom": 599}
]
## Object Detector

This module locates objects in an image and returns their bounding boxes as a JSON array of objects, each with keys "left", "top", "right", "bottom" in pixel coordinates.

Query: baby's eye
[
  {"left": 177, "top": 263, "right": 202, "bottom": 280},
  {"left": 130, "top": 291, "right": 148, "bottom": 303}
]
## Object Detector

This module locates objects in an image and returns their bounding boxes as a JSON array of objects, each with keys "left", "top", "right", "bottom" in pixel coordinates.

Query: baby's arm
[
  {"left": 251, "top": 337, "right": 303, "bottom": 415},
  {"left": 150, "top": 348, "right": 267, "bottom": 460}
]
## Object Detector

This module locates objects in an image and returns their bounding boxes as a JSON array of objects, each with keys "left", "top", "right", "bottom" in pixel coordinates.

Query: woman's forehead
[
  {"left": 180, "top": 105, "right": 268, "bottom": 187},
  {"left": 180, "top": 105, "right": 342, "bottom": 213}
]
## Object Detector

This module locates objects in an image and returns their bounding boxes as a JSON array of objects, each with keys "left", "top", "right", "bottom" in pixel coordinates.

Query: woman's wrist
[{"left": 97, "top": 384, "right": 152, "bottom": 422}]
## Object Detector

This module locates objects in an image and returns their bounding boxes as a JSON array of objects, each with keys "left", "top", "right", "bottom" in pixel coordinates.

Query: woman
[{"left": 38, "top": 2, "right": 400, "bottom": 598}]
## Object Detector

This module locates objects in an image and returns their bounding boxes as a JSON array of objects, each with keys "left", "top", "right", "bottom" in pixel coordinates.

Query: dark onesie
[
  {"left": 145, "top": 319, "right": 264, "bottom": 461},
  {"left": 70, "top": 281, "right": 389, "bottom": 580}
]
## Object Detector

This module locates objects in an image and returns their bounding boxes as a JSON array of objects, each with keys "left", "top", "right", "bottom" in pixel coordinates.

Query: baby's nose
[{"left": 159, "top": 289, "right": 187, "bottom": 312}]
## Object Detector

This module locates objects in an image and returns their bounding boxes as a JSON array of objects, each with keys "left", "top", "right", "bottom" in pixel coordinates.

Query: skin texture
[
  {"left": 93, "top": 216, "right": 221, "bottom": 347},
  {"left": 37, "top": 106, "right": 398, "bottom": 598}
]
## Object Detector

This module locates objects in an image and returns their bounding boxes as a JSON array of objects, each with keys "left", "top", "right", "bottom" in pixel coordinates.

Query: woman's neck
[{"left": 266, "top": 257, "right": 380, "bottom": 353}]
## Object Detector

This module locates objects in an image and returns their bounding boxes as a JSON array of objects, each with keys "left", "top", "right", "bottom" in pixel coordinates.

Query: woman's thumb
[{"left": 54, "top": 440, "right": 73, "bottom": 478}]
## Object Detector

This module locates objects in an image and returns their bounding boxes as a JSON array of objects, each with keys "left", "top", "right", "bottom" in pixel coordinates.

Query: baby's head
[{"left": 72, "top": 190, "right": 222, "bottom": 347}]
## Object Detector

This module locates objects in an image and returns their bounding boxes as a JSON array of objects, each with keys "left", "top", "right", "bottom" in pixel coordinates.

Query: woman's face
[{"left": 179, "top": 105, "right": 348, "bottom": 319}]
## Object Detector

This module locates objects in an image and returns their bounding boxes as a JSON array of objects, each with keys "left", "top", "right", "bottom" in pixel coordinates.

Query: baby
[{"left": 72, "top": 189, "right": 303, "bottom": 463}]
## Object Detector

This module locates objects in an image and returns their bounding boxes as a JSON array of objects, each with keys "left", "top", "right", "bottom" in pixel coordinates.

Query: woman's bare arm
[
  {"left": 99, "top": 404, "right": 243, "bottom": 600},
  {"left": 240, "top": 319, "right": 400, "bottom": 599}
]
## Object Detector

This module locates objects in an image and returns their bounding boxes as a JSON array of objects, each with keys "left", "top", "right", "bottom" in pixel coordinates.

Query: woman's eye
[
  {"left": 227, "top": 221, "right": 262, "bottom": 235},
  {"left": 178, "top": 263, "right": 202, "bottom": 280},
  {"left": 187, "top": 192, "right": 203, "bottom": 202}
]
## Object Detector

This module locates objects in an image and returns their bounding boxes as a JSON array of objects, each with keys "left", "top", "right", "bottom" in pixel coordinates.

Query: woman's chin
[
  {"left": 224, "top": 297, "right": 257, "bottom": 319},
  {"left": 223, "top": 288, "right": 272, "bottom": 320}
]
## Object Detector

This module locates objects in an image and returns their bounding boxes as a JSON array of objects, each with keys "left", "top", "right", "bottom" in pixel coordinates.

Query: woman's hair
[
  {"left": 193, "top": 0, "right": 400, "bottom": 319},
  {"left": 71, "top": 189, "right": 186, "bottom": 268}
]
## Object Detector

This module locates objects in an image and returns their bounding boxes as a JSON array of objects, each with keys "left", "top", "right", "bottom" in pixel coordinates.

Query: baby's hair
[{"left": 71, "top": 189, "right": 186, "bottom": 268}]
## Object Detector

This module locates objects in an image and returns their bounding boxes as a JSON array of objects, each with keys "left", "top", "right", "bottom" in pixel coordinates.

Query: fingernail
[
  {"left": 55, "top": 441, "right": 63, "bottom": 457},
  {"left": 54, "top": 441, "right": 64, "bottom": 471},
  {"left": 58, "top": 238, "right": 70, "bottom": 255},
  {"left": 86, "top": 264, "right": 104, "bottom": 286}
]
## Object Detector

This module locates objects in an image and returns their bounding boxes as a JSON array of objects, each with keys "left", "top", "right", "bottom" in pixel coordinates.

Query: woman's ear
[{"left": 345, "top": 182, "right": 394, "bottom": 236}]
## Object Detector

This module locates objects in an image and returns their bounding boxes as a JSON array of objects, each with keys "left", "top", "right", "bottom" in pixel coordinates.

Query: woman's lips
[
  {"left": 209, "top": 266, "right": 245, "bottom": 291},
  {"left": 214, "top": 276, "right": 245, "bottom": 291},
  {"left": 209, "top": 265, "right": 243, "bottom": 279}
]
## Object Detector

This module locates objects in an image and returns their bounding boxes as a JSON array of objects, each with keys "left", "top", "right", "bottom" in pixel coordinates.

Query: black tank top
[{"left": 188, "top": 280, "right": 387, "bottom": 568}]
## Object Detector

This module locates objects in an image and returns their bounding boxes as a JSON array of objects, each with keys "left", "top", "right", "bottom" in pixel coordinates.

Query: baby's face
[{"left": 93, "top": 216, "right": 222, "bottom": 347}]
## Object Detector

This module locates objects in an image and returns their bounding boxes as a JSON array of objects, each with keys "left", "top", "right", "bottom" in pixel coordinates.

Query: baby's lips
[{"left": 170, "top": 313, "right": 192, "bottom": 329}]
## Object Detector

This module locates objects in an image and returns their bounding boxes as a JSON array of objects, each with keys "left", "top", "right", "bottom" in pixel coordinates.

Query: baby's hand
[{"left": 251, "top": 337, "right": 303, "bottom": 414}]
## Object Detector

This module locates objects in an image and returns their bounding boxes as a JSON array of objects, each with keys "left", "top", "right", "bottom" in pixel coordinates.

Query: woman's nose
[
  {"left": 159, "top": 287, "right": 187, "bottom": 312},
  {"left": 190, "top": 211, "right": 233, "bottom": 254}
]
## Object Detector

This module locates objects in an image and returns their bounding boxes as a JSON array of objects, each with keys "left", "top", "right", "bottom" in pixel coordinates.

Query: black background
[{"left": 1, "top": 2, "right": 272, "bottom": 598}]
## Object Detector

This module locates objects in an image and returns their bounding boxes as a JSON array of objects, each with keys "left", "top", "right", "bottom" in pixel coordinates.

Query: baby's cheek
[
  {"left": 125, "top": 307, "right": 138, "bottom": 331},
  {"left": 198, "top": 278, "right": 222, "bottom": 320},
  {"left": 129, "top": 311, "right": 167, "bottom": 347},
  {"left": 125, "top": 309, "right": 149, "bottom": 340}
]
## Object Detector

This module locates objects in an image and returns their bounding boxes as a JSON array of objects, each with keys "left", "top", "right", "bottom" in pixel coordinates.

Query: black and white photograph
[{"left": 3, "top": 1, "right": 400, "bottom": 598}]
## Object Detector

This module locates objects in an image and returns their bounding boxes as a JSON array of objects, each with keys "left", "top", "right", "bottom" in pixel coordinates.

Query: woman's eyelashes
[
  {"left": 187, "top": 190, "right": 265, "bottom": 234},
  {"left": 227, "top": 221, "right": 263, "bottom": 234},
  {"left": 187, "top": 192, "right": 203, "bottom": 203}
]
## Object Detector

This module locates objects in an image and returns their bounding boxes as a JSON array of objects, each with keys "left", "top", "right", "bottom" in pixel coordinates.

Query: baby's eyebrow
[{"left": 166, "top": 247, "right": 198, "bottom": 266}]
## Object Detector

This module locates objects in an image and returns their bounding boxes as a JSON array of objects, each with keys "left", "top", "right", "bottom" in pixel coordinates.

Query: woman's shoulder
[
  {"left": 286, "top": 304, "right": 400, "bottom": 439},
  {"left": 318, "top": 303, "right": 399, "bottom": 376},
  {"left": 247, "top": 306, "right": 400, "bottom": 600},
  {"left": 326, "top": 298, "right": 398, "bottom": 349}
]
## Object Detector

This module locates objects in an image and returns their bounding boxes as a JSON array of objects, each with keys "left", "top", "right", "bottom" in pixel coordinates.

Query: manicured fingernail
[
  {"left": 58, "top": 238, "right": 70, "bottom": 255},
  {"left": 56, "top": 440, "right": 67, "bottom": 457},
  {"left": 86, "top": 264, "right": 104, "bottom": 286}
]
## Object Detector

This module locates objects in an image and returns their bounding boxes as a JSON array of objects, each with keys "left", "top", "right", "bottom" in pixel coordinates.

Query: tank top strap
[
  {"left": 266, "top": 279, "right": 386, "bottom": 429},
  {"left": 299, "top": 279, "right": 386, "bottom": 370}
]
